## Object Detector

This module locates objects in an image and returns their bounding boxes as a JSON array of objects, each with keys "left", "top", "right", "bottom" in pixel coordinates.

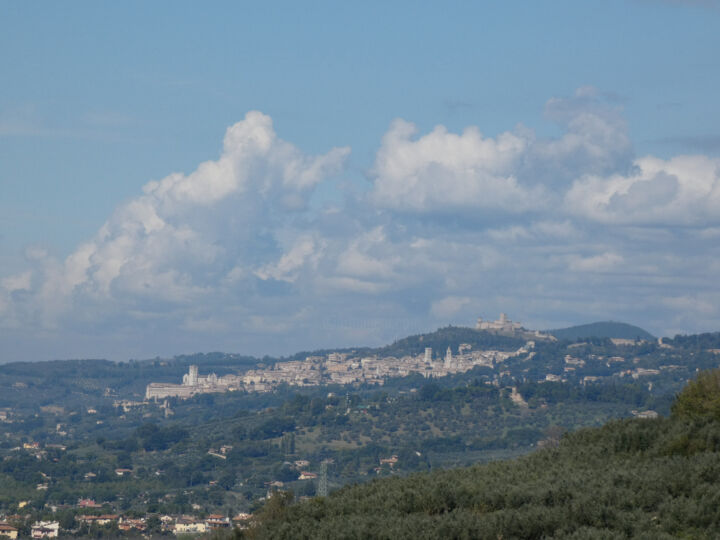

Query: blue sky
[{"left": 2, "top": 1, "right": 720, "bottom": 361}]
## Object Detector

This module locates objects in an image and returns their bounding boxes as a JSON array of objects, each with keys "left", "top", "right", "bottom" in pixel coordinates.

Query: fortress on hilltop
[
  {"left": 476, "top": 313, "right": 523, "bottom": 332},
  {"left": 476, "top": 313, "right": 554, "bottom": 340}
]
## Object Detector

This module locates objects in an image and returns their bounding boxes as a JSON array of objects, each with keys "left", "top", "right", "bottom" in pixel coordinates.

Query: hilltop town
[{"left": 146, "top": 314, "right": 546, "bottom": 400}]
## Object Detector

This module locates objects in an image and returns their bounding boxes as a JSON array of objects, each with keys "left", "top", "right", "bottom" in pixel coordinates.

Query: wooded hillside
[{"left": 245, "top": 369, "right": 720, "bottom": 539}]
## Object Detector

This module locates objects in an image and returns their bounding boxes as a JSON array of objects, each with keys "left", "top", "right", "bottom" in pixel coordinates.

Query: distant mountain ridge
[{"left": 548, "top": 321, "right": 655, "bottom": 341}]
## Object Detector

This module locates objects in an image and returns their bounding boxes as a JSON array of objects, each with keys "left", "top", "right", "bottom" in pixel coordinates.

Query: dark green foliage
[
  {"left": 284, "top": 326, "right": 525, "bottom": 363},
  {"left": 666, "top": 331, "right": 720, "bottom": 350},
  {"left": 375, "top": 326, "right": 526, "bottom": 356},
  {"left": 135, "top": 423, "right": 189, "bottom": 451},
  {"left": 548, "top": 321, "right": 655, "bottom": 341},
  {"left": 245, "top": 415, "right": 720, "bottom": 539},
  {"left": 241, "top": 369, "right": 720, "bottom": 539},
  {"left": 228, "top": 441, "right": 276, "bottom": 460},
  {"left": 672, "top": 368, "right": 720, "bottom": 421},
  {"left": 249, "top": 417, "right": 295, "bottom": 440}
]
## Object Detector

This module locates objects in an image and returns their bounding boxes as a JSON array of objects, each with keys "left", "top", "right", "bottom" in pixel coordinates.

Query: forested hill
[
  {"left": 374, "top": 326, "right": 526, "bottom": 356},
  {"left": 244, "top": 370, "right": 720, "bottom": 539},
  {"left": 548, "top": 321, "right": 655, "bottom": 341},
  {"left": 285, "top": 326, "right": 526, "bottom": 362}
]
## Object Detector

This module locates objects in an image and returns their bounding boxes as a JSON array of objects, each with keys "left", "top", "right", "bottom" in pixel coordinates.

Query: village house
[
  {"left": 30, "top": 521, "right": 59, "bottom": 539},
  {"left": 159, "top": 515, "right": 175, "bottom": 532},
  {"left": 0, "top": 523, "right": 18, "bottom": 539},
  {"left": 76, "top": 498, "right": 102, "bottom": 509},
  {"left": 173, "top": 517, "right": 207, "bottom": 534},
  {"left": 205, "top": 514, "right": 231, "bottom": 529},
  {"left": 77, "top": 514, "right": 118, "bottom": 526},
  {"left": 118, "top": 517, "right": 146, "bottom": 532},
  {"left": 233, "top": 513, "right": 253, "bottom": 524}
]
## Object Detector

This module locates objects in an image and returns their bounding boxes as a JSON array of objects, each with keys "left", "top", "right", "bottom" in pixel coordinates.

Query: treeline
[
  {"left": 99, "top": 423, "right": 189, "bottom": 452},
  {"left": 667, "top": 331, "right": 720, "bottom": 350},
  {"left": 376, "top": 326, "right": 525, "bottom": 357},
  {"left": 516, "top": 380, "right": 671, "bottom": 409},
  {"left": 283, "top": 326, "right": 525, "bottom": 364}
]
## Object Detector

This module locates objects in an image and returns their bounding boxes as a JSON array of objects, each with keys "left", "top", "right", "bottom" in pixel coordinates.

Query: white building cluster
[
  {"left": 145, "top": 315, "right": 551, "bottom": 400},
  {"left": 146, "top": 345, "right": 519, "bottom": 400},
  {"left": 145, "top": 365, "right": 243, "bottom": 400}
]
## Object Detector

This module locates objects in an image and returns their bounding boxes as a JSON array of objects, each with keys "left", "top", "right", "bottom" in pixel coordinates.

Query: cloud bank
[
  {"left": 3, "top": 90, "right": 720, "bottom": 361},
  {"left": 566, "top": 155, "right": 720, "bottom": 225}
]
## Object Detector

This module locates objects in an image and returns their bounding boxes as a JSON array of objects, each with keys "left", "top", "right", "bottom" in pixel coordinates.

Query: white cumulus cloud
[
  {"left": 4, "top": 89, "right": 720, "bottom": 361},
  {"left": 2, "top": 111, "right": 349, "bottom": 330},
  {"left": 370, "top": 119, "right": 540, "bottom": 213},
  {"left": 255, "top": 236, "right": 324, "bottom": 283},
  {"left": 566, "top": 155, "right": 720, "bottom": 225},
  {"left": 370, "top": 87, "right": 635, "bottom": 215}
]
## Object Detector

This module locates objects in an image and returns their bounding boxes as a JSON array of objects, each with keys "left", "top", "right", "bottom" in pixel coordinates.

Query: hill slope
[
  {"left": 375, "top": 326, "right": 526, "bottom": 356},
  {"left": 548, "top": 321, "right": 655, "bottom": 341},
  {"left": 244, "top": 371, "right": 720, "bottom": 539},
  {"left": 245, "top": 419, "right": 720, "bottom": 539},
  {"left": 286, "top": 325, "right": 526, "bottom": 362}
]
